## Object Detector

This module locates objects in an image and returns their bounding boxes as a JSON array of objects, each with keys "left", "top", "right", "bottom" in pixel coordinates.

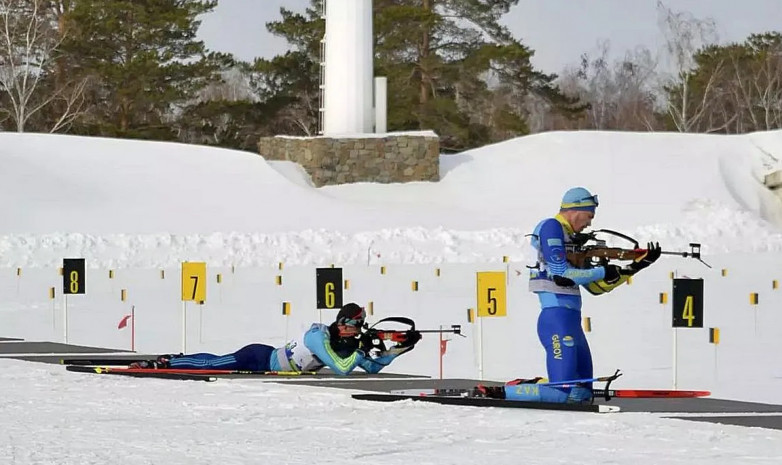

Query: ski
[
  {"left": 66, "top": 365, "right": 217, "bottom": 382},
  {"left": 597, "top": 389, "right": 711, "bottom": 399},
  {"left": 352, "top": 393, "right": 620, "bottom": 413},
  {"left": 390, "top": 387, "right": 711, "bottom": 399},
  {"left": 64, "top": 365, "right": 318, "bottom": 377},
  {"left": 61, "top": 358, "right": 148, "bottom": 366}
]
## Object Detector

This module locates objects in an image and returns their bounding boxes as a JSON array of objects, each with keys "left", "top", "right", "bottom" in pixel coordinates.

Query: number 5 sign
[
  {"left": 672, "top": 278, "right": 703, "bottom": 328},
  {"left": 476, "top": 271, "right": 507, "bottom": 317},
  {"left": 181, "top": 262, "right": 206, "bottom": 302}
]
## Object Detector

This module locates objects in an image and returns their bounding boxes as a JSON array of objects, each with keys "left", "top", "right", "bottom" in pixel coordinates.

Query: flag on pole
[
  {"left": 440, "top": 339, "right": 448, "bottom": 357},
  {"left": 118, "top": 314, "right": 132, "bottom": 330}
]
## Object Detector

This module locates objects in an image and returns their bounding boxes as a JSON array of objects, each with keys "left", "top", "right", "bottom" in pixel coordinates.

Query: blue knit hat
[{"left": 560, "top": 187, "right": 598, "bottom": 213}]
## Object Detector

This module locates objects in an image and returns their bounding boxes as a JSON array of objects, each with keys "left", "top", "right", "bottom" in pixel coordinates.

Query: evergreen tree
[
  {"left": 60, "top": 0, "right": 224, "bottom": 139},
  {"left": 260, "top": 0, "right": 582, "bottom": 150}
]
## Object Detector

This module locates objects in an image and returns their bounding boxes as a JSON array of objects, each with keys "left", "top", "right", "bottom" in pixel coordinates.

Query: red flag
[
  {"left": 440, "top": 339, "right": 448, "bottom": 357},
  {"left": 118, "top": 314, "right": 132, "bottom": 330}
]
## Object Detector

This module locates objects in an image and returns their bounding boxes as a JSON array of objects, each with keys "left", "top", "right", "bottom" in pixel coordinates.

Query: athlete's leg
[
  {"left": 537, "top": 307, "right": 582, "bottom": 382},
  {"left": 169, "top": 344, "right": 274, "bottom": 370}
]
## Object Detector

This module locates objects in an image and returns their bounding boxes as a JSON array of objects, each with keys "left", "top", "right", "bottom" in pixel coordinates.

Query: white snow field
[{"left": 1, "top": 130, "right": 782, "bottom": 464}]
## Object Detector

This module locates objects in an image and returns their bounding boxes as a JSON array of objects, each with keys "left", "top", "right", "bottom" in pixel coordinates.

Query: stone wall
[{"left": 257, "top": 132, "right": 440, "bottom": 187}]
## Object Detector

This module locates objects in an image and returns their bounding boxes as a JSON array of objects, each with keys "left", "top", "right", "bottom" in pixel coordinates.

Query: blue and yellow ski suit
[
  {"left": 169, "top": 323, "right": 398, "bottom": 375},
  {"left": 505, "top": 214, "right": 630, "bottom": 403}
]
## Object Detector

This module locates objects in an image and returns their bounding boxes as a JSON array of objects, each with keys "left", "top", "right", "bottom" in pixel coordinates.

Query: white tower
[{"left": 322, "top": 0, "right": 374, "bottom": 135}]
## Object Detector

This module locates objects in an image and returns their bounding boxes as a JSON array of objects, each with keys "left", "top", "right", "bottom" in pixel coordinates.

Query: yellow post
[
  {"left": 275, "top": 275, "right": 282, "bottom": 286},
  {"left": 109, "top": 270, "right": 115, "bottom": 279},
  {"left": 502, "top": 255, "right": 509, "bottom": 263},
  {"left": 750, "top": 293, "right": 759, "bottom": 305},
  {"left": 120, "top": 289, "right": 127, "bottom": 302},
  {"left": 16, "top": 268, "right": 21, "bottom": 276},
  {"left": 278, "top": 262, "right": 284, "bottom": 270},
  {"left": 49, "top": 287, "right": 55, "bottom": 299},
  {"left": 344, "top": 279, "right": 350, "bottom": 290},
  {"left": 435, "top": 268, "right": 440, "bottom": 277},
  {"left": 583, "top": 317, "right": 592, "bottom": 333},
  {"left": 411, "top": 281, "right": 418, "bottom": 291},
  {"left": 659, "top": 292, "right": 668, "bottom": 304},
  {"left": 467, "top": 308, "right": 475, "bottom": 323},
  {"left": 721, "top": 269, "right": 728, "bottom": 277},
  {"left": 709, "top": 327, "right": 720, "bottom": 345},
  {"left": 216, "top": 274, "right": 222, "bottom": 284},
  {"left": 773, "top": 280, "right": 779, "bottom": 290},
  {"left": 282, "top": 302, "right": 290, "bottom": 315},
  {"left": 160, "top": 269, "right": 165, "bottom": 279},
  {"left": 368, "top": 301, "right": 374, "bottom": 316},
  {"left": 380, "top": 266, "right": 386, "bottom": 275}
]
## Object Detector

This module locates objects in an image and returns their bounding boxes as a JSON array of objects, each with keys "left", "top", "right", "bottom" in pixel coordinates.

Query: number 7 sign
[{"left": 181, "top": 262, "right": 206, "bottom": 302}]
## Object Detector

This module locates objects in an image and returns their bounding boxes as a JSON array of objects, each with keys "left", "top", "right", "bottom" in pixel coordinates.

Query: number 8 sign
[{"left": 63, "top": 258, "right": 85, "bottom": 295}]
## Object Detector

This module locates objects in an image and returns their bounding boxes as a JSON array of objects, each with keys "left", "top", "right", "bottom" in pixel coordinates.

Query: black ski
[
  {"left": 351, "top": 393, "right": 619, "bottom": 413},
  {"left": 65, "top": 365, "right": 217, "bottom": 382}
]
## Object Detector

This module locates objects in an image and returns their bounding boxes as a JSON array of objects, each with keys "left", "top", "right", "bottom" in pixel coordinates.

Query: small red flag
[
  {"left": 440, "top": 339, "right": 448, "bottom": 357},
  {"left": 118, "top": 314, "right": 132, "bottom": 330}
]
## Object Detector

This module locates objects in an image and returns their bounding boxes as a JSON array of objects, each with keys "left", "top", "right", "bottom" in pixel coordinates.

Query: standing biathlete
[{"left": 491, "top": 187, "right": 661, "bottom": 404}]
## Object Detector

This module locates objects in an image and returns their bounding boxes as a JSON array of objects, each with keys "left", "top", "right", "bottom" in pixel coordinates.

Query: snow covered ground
[{"left": 2, "top": 130, "right": 782, "bottom": 463}]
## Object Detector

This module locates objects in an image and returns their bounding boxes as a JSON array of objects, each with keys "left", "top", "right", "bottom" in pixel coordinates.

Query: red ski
[{"left": 595, "top": 389, "right": 710, "bottom": 398}]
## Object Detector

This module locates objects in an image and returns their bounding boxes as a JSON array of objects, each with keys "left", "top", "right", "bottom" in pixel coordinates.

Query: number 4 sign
[
  {"left": 672, "top": 278, "right": 703, "bottom": 328},
  {"left": 476, "top": 271, "right": 507, "bottom": 317}
]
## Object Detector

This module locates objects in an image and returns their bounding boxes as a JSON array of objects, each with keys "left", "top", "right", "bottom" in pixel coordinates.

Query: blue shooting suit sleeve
[
  {"left": 303, "top": 326, "right": 368, "bottom": 375},
  {"left": 358, "top": 353, "right": 397, "bottom": 374},
  {"left": 537, "top": 218, "right": 605, "bottom": 285}
]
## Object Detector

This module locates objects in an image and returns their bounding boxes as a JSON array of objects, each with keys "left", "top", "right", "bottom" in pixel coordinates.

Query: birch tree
[
  {"left": 0, "top": 0, "right": 86, "bottom": 132},
  {"left": 657, "top": 1, "right": 721, "bottom": 132}
]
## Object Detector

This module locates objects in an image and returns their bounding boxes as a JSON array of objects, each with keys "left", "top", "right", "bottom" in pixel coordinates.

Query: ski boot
[{"left": 129, "top": 354, "right": 174, "bottom": 369}]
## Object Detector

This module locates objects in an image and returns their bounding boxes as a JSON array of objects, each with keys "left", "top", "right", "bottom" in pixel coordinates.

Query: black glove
[
  {"left": 398, "top": 330, "right": 422, "bottom": 348},
  {"left": 603, "top": 264, "right": 622, "bottom": 284},
  {"left": 384, "top": 330, "right": 421, "bottom": 356},
  {"left": 629, "top": 242, "right": 662, "bottom": 272},
  {"left": 359, "top": 331, "right": 376, "bottom": 352}
]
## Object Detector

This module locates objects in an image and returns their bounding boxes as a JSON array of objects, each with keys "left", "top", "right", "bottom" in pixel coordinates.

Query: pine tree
[
  {"left": 60, "top": 0, "right": 223, "bottom": 139},
  {"left": 259, "top": 0, "right": 582, "bottom": 150}
]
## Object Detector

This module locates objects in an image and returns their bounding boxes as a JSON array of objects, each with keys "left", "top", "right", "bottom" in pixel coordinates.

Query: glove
[
  {"left": 603, "top": 264, "right": 622, "bottom": 284},
  {"left": 603, "top": 264, "right": 634, "bottom": 283},
  {"left": 383, "top": 330, "right": 422, "bottom": 356},
  {"left": 629, "top": 242, "right": 662, "bottom": 272},
  {"left": 398, "top": 330, "right": 422, "bottom": 348},
  {"left": 358, "top": 331, "right": 376, "bottom": 352}
]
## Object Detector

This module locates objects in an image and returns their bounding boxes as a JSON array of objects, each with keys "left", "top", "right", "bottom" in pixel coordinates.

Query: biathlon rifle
[
  {"left": 566, "top": 229, "right": 711, "bottom": 268},
  {"left": 361, "top": 317, "right": 463, "bottom": 347}
]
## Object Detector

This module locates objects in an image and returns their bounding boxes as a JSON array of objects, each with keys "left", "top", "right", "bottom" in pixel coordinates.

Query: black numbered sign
[
  {"left": 316, "top": 268, "right": 343, "bottom": 309},
  {"left": 672, "top": 278, "right": 703, "bottom": 328},
  {"left": 63, "top": 258, "right": 86, "bottom": 295}
]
